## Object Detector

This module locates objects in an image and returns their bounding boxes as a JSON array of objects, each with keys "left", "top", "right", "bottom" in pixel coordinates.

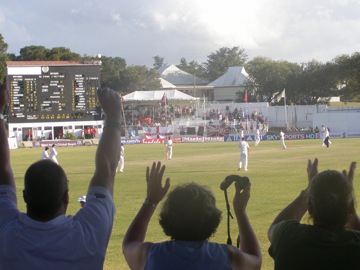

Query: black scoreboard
[{"left": 7, "top": 64, "right": 101, "bottom": 123}]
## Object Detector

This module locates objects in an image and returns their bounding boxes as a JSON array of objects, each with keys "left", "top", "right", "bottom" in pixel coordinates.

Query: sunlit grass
[{"left": 10, "top": 138, "right": 360, "bottom": 269}]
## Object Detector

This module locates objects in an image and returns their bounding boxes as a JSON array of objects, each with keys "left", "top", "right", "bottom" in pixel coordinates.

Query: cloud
[{"left": 0, "top": 0, "right": 359, "bottom": 66}]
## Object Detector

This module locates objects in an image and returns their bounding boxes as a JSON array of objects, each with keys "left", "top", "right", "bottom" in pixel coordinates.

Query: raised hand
[
  {"left": 343, "top": 162, "right": 357, "bottom": 185},
  {"left": 97, "top": 87, "right": 122, "bottom": 120},
  {"left": 306, "top": 158, "right": 318, "bottom": 191},
  {"left": 146, "top": 161, "right": 170, "bottom": 205}
]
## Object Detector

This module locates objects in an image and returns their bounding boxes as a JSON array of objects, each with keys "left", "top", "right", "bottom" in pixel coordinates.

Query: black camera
[{"left": 220, "top": 175, "right": 249, "bottom": 191}]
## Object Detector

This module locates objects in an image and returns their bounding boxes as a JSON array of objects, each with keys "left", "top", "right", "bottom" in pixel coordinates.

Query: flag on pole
[
  {"left": 160, "top": 93, "right": 168, "bottom": 107},
  {"left": 277, "top": 89, "right": 285, "bottom": 102},
  {"left": 244, "top": 90, "right": 248, "bottom": 103}
]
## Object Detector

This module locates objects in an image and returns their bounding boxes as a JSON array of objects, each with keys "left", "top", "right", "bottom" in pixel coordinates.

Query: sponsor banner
[
  {"left": 347, "top": 132, "right": 360, "bottom": 138},
  {"left": 122, "top": 139, "right": 141, "bottom": 144},
  {"left": 225, "top": 135, "right": 257, "bottom": 142},
  {"left": 172, "top": 137, "right": 182, "bottom": 143},
  {"left": 34, "top": 140, "right": 81, "bottom": 147},
  {"left": 328, "top": 132, "right": 345, "bottom": 138},
  {"left": 140, "top": 137, "right": 182, "bottom": 144},
  {"left": 142, "top": 126, "right": 174, "bottom": 139},
  {"left": 182, "top": 136, "right": 224, "bottom": 143},
  {"left": 226, "top": 133, "right": 323, "bottom": 141},
  {"left": 141, "top": 138, "right": 166, "bottom": 144}
]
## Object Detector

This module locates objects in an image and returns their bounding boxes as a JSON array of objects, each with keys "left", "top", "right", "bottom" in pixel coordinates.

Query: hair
[
  {"left": 308, "top": 170, "right": 354, "bottom": 230},
  {"left": 52, "top": 144, "right": 55, "bottom": 147},
  {"left": 23, "top": 159, "right": 68, "bottom": 221},
  {"left": 159, "top": 183, "right": 222, "bottom": 241},
  {"left": 45, "top": 146, "right": 49, "bottom": 151}
]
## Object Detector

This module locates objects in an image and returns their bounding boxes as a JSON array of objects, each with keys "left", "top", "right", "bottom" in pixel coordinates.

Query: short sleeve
[{"left": 0, "top": 185, "right": 19, "bottom": 227}]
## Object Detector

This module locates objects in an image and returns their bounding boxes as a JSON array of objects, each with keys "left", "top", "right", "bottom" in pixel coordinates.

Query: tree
[
  {"left": 47, "top": 47, "right": 81, "bottom": 61},
  {"left": 0, "top": 34, "right": 8, "bottom": 81},
  {"left": 18, "top": 45, "right": 48, "bottom": 60},
  {"left": 118, "top": 65, "right": 161, "bottom": 94},
  {"left": 17, "top": 46, "right": 81, "bottom": 61},
  {"left": 333, "top": 53, "right": 360, "bottom": 102},
  {"left": 153, "top": 55, "right": 166, "bottom": 70},
  {"left": 245, "top": 57, "right": 297, "bottom": 102},
  {"left": 100, "top": 56, "right": 127, "bottom": 91},
  {"left": 204, "top": 46, "right": 248, "bottom": 82},
  {"left": 177, "top": 58, "right": 207, "bottom": 80},
  {"left": 297, "top": 60, "right": 338, "bottom": 104}
]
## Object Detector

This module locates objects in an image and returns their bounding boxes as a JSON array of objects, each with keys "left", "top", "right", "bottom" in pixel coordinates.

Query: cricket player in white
[
  {"left": 165, "top": 137, "right": 173, "bottom": 160},
  {"left": 280, "top": 130, "right": 287, "bottom": 149},
  {"left": 238, "top": 137, "right": 250, "bottom": 171},
  {"left": 255, "top": 128, "right": 260, "bottom": 146}
]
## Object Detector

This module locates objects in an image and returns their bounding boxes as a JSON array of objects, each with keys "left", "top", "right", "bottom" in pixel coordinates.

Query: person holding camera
[
  {"left": 122, "top": 161, "right": 262, "bottom": 270},
  {"left": 268, "top": 158, "right": 360, "bottom": 269},
  {"left": 0, "top": 85, "right": 121, "bottom": 270}
]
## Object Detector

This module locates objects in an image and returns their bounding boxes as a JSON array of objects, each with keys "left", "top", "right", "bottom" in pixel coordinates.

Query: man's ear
[{"left": 63, "top": 190, "right": 69, "bottom": 204}]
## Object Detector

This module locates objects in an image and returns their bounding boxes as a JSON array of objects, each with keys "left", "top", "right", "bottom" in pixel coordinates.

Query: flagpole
[
  {"left": 244, "top": 90, "right": 248, "bottom": 136},
  {"left": 283, "top": 89, "right": 288, "bottom": 131}
]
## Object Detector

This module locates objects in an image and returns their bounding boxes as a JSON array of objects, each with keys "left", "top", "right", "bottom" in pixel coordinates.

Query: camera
[{"left": 220, "top": 175, "right": 249, "bottom": 191}]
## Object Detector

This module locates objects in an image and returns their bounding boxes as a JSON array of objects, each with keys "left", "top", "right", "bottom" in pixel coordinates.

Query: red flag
[
  {"left": 244, "top": 90, "right": 248, "bottom": 103},
  {"left": 161, "top": 93, "right": 168, "bottom": 107}
]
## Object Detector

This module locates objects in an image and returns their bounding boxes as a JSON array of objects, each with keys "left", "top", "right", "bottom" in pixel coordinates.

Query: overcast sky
[{"left": 1, "top": 0, "right": 359, "bottom": 67}]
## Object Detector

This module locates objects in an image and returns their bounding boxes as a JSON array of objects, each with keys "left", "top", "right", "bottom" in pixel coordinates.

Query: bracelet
[
  {"left": 104, "top": 120, "right": 121, "bottom": 132},
  {"left": 143, "top": 199, "right": 157, "bottom": 208}
]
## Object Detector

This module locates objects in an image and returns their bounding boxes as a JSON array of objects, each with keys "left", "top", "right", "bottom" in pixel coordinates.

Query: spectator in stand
[
  {"left": 268, "top": 159, "right": 360, "bottom": 270},
  {"left": 0, "top": 85, "right": 121, "bottom": 269},
  {"left": 122, "top": 161, "right": 262, "bottom": 270}
]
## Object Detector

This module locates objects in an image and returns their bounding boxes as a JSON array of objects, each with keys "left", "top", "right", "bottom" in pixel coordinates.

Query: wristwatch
[{"left": 0, "top": 113, "right": 4, "bottom": 120}]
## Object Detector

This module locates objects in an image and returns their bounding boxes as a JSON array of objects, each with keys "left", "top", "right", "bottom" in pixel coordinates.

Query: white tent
[{"left": 122, "top": 89, "right": 199, "bottom": 104}]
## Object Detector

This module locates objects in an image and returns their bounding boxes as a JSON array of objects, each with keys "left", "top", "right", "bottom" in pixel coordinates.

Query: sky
[{"left": 1, "top": 0, "right": 359, "bottom": 67}]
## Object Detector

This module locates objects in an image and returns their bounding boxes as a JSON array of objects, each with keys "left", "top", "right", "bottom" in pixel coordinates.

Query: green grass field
[{"left": 9, "top": 138, "right": 360, "bottom": 269}]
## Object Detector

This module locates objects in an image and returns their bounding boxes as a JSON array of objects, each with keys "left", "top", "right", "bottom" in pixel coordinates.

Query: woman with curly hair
[{"left": 123, "top": 161, "right": 261, "bottom": 270}]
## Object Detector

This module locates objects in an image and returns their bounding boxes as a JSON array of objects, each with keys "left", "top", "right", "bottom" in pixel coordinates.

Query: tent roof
[
  {"left": 123, "top": 90, "right": 199, "bottom": 103},
  {"left": 208, "top": 66, "right": 250, "bottom": 87}
]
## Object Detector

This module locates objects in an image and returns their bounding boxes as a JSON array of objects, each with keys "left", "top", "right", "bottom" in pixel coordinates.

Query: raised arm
[
  {"left": 89, "top": 87, "right": 122, "bottom": 196},
  {"left": 343, "top": 162, "right": 360, "bottom": 230},
  {"left": 227, "top": 181, "right": 262, "bottom": 270},
  {"left": 268, "top": 158, "right": 318, "bottom": 242},
  {"left": 0, "top": 83, "right": 15, "bottom": 188},
  {"left": 122, "top": 161, "right": 170, "bottom": 270}
]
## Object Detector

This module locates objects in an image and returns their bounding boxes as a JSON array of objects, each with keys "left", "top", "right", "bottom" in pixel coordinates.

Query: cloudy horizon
[{"left": 1, "top": 0, "right": 359, "bottom": 67}]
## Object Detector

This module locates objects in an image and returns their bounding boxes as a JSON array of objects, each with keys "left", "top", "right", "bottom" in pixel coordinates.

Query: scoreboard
[{"left": 7, "top": 63, "right": 102, "bottom": 123}]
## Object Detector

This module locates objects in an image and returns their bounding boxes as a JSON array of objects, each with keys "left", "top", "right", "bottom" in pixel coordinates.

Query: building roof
[
  {"left": 159, "top": 78, "right": 177, "bottom": 89},
  {"left": 208, "top": 66, "right": 250, "bottom": 87},
  {"left": 157, "top": 64, "right": 207, "bottom": 86}
]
